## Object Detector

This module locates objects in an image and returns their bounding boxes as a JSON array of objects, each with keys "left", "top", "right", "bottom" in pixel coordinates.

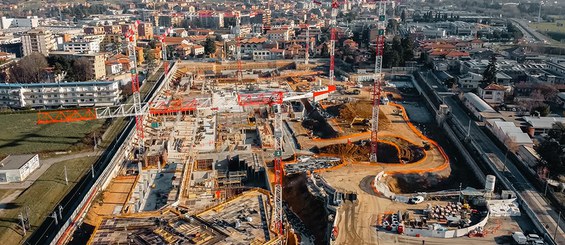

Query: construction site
[
  {"left": 55, "top": 52, "right": 525, "bottom": 244},
  {"left": 32, "top": 4, "right": 529, "bottom": 244}
]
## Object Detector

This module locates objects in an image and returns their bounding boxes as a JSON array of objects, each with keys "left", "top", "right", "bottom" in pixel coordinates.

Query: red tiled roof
[
  {"left": 242, "top": 37, "right": 268, "bottom": 44},
  {"left": 484, "top": 83, "right": 506, "bottom": 91},
  {"left": 445, "top": 50, "right": 470, "bottom": 57}
]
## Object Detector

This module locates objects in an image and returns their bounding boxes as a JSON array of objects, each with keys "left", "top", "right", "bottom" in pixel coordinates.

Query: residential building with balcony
[
  {"left": 21, "top": 28, "right": 55, "bottom": 56},
  {"left": 0, "top": 81, "right": 121, "bottom": 109},
  {"left": 63, "top": 35, "right": 104, "bottom": 54}
]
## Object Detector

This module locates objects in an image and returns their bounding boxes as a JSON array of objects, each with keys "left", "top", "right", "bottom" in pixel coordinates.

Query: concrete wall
[
  {"left": 404, "top": 213, "right": 489, "bottom": 238},
  {"left": 373, "top": 172, "right": 396, "bottom": 200}
]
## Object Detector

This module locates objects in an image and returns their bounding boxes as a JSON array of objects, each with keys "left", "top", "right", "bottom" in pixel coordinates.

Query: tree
[
  {"left": 530, "top": 104, "right": 551, "bottom": 117},
  {"left": 400, "top": 10, "right": 406, "bottom": 23},
  {"left": 71, "top": 58, "right": 94, "bottom": 81},
  {"left": 10, "top": 52, "right": 48, "bottom": 83},
  {"left": 47, "top": 55, "right": 72, "bottom": 75},
  {"left": 481, "top": 55, "right": 497, "bottom": 87},
  {"left": 536, "top": 138, "right": 565, "bottom": 177},
  {"left": 204, "top": 38, "right": 216, "bottom": 55},
  {"left": 549, "top": 122, "right": 565, "bottom": 144}
]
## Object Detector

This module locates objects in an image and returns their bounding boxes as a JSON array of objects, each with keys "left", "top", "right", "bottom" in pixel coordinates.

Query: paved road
[
  {"left": 419, "top": 71, "right": 565, "bottom": 244},
  {"left": 511, "top": 18, "right": 552, "bottom": 44}
]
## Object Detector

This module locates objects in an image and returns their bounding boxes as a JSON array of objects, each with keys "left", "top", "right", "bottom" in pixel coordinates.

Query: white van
[{"left": 512, "top": 232, "right": 527, "bottom": 244}]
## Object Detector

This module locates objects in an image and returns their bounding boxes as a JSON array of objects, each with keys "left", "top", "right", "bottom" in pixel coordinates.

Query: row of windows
[
  {"left": 31, "top": 98, "right": 116, "bottom": 103},
  {"left": 29, "top": 92, "right": 115, "bottom": 98},
  {"left": 22, "top": 87, "right": 116, "bottom": 93}
]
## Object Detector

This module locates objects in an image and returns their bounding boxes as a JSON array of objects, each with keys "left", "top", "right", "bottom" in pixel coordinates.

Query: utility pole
[
  {"left": 544, "top": 180, "right": 549, "bottom": 196},
  {"left": 52, "top": 212, "right": 58, "bottom": 225},
  {"left": 19, "top": 213, "right": 26, "bottom": 235},
  {"left": 91, "top": 164, "right": 95, "bottom": 178},
  {"left": 466, "top": 120, "right": 471, "bottom": 140},
  {"left": 64, "top": 165, "right": 68, "bottom": 185},
  {"left": 554, "top": 211, "right": 561, "bottom": 241},
  {"left": 538, "top": 1, "right": 542, "bottom": 23},
  {"left": 58, "top": 205, "right": 63, "bottom": 220},
  {"left": 93, "top": 132, "right": 97, "bottom": 150},
  {"left": 458, "top": 182, "right": 462, "bottom": 203}
]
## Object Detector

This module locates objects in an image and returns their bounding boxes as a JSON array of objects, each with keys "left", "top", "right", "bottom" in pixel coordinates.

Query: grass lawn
[
  {"left": 529, "top": 20, "right": 565, "bottom": 42},
  {"left": 0, "top": 189, "right": 16, "bottom": 201},
  {"left": 0, "top": 113, "right": 104, "bottom": 158},
  {"left": 530, "top": 20, "right": 565, "bottom": 33},
  {"left": 0, "top": 156, "right": 98, "bottom": 244}
]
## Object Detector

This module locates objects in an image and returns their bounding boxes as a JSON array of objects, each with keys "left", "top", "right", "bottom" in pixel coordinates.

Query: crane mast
[
  {"left": 329, "top": 0, "right": 338, "bottom": 85},
  {"left": 235, "top": 12, "right": 243, "bottom": 91},
  {"left": 235, "top": 86, "right": 335, "bottom": 239},
  {"left": 126, "top": 21, "right": 145, "bottom": 150},
  {"left": 305, "top": 25, "right": 310, "bottom": 65},
  {"left": 370, "top": 1, "right": 387, "bottom": 163}
]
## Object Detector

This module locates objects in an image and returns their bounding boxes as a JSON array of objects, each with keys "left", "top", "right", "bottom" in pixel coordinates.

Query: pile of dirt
[
  {"left": 339, "top": 101, "right": 373, "bottom": 120},
  {"left": 384, "top": 137, "right": 426, "bottom": 163},
  {"left": 317, "top": 142, "right": 400, "bottom": 163},
  {"left": 337, "top": 101, "right": 390, "bottom": 131}
]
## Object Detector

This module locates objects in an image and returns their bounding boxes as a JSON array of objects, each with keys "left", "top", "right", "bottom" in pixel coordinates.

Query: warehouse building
[{"left": 0, "top": 154, "right": 40, "bottom": 183}]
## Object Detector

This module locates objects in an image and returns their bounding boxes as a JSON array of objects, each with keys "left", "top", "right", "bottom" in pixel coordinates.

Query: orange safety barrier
[
  {"left": 311, "top": 103, "right": 450, "bottom": 176},
  {"left": 37, "top": 108, "right": 98, "bottom": 124}
]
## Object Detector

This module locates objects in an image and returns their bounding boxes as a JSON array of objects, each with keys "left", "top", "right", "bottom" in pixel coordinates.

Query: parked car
[{"left": 526, "top": 233, "right": 544, "bottom": 244}]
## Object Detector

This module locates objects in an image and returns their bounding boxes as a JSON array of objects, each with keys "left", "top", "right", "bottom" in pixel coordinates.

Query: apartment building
[
  {"left": 138, "top": 22, "right": 154, "bottom": 40},
  {"left": 0, "top": 16, "right": 39, "bottom": 29},
  {"left": 266, "top": 29, "right": 290, "bottom": 41},
  {"left": 21, "top": 28, "right": 55, "bottom": 56},
  {"left": 63, "top": 35, "right": 104, "bottom": 54},
  {"left": 197, "top": 11, "right": 224, "bottom": 29},
  {"left": 50, "top": 51, "right": 107, "bottom": 80},
  {"left": 84, "top": 26, "right": 105, "bottom": 35},
  {"left": 0, "top": 80, "right": 121, "bottom": 109}
]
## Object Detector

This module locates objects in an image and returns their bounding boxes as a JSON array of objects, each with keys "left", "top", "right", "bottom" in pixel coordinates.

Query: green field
[
  {"left": 0, "top": 156, "right": 98, "bottom": 243},
  {"left": 530, "top": 20, "right": 565, "bottom": 33},
  {"left": 0, "top": 113, "right": 104, "bottom": 158},
  {"left": 530, "top": 20, "right": 565, "bottom": 42}
]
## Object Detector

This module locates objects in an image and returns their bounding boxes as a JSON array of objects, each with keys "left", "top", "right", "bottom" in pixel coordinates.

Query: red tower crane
[
  {"left": 126, "top": 20, "right": 145, "bottom": 149},
  {"left": 370, "top": 1, "right": 387, "bottom": 163},
  {"left": 236, "top": 85, "right": 336, "bottom": 235},
  {"left": 158, "top": 26, "right": 173, "bottom": 75},
  {"left": 329, "top": 0, "right": 339, "bottom": 85}
]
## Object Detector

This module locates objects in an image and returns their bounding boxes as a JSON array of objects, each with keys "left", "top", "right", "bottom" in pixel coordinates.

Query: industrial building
[{"left": 0, "top": 154, "right": 40, "bottom": 183}]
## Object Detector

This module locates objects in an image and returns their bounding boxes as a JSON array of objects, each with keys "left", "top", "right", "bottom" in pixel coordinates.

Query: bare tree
[
  {"left": 10, "top": 52, "right": 48, "bottom": 83},
  {"left": 71, "top": 57, "right": 94, "bottom": 81}
]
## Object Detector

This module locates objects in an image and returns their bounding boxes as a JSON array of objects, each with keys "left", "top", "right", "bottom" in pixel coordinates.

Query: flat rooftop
[{"left": 0, "top": 154, "right": 36, "bottom": 170}]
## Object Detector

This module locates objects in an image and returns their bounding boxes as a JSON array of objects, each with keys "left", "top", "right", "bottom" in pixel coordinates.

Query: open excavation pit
[
  {"left": 324, "top": 100, "right": 391, "bottom": 136},
  {"left": 317, "top": 138, "right": 425, "bottom": 164}
]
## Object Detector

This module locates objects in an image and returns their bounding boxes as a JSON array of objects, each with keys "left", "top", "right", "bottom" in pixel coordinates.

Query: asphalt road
[
  {"left": 418, "top": 71, "right": 565, "bottom": 244},
  {"left": 511, "top": 18, "right": 552, "bottom": 44}
]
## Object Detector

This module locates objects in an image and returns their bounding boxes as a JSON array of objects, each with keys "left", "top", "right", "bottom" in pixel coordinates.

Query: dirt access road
[{"left": 307, "top": 102, "right": 452, "bottom": 244}]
